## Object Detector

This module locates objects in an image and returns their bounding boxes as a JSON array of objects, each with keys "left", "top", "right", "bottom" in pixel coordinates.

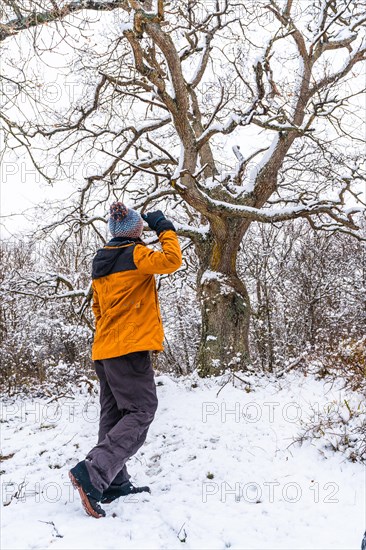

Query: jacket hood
[
  {"left": 92, "top": 247, "right": 125, "bottom": 279},
  {"left": 92, "top": 237, "right": 145, "bottom": 279}
]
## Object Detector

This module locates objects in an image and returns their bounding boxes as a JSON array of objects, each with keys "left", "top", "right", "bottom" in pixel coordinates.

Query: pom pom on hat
[{"left": 110, "top": 202, "right": 128, "bottom": 221}]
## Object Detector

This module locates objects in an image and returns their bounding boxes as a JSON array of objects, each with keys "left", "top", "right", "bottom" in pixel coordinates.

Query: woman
[{"left": 69, "top": 202, "right": 182, "bottom": 518}]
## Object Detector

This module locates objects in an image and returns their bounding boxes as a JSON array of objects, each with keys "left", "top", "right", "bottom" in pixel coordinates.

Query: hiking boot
[
  {"left": 69, "top": 460, "right": 106, "bottom": 518},
  {"left": 101, "top": 481, "right": 151, "bottom": 504}
]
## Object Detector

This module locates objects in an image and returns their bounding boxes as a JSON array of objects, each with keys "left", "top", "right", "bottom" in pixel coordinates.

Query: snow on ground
[{"left": 1, "top": 372, "right": 365, "bottom": 550}]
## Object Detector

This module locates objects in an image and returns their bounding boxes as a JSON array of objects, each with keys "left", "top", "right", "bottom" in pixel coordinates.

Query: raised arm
[{"left": 133, "top": 211, "right": 182, "bottom": 274}]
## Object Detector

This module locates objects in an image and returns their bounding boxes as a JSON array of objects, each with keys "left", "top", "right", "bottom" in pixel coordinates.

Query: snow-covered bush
[
  {"left": 292, "top": 338, "right": 366, "bottom": 464},
  {"left": 0, "top": 309, "right": 94, "bottom": 397},
  {"left": 314, "top": 337, "right": 366, "bottom": 393},
  {"left": 0, "top": 239, "right": 94, "bottom": 396},
  {"left": 239, "top": 219, "right": 366, "bottom": 373},
  {"left": 295, "top": 393, "right": 366, "bottom": 463}
]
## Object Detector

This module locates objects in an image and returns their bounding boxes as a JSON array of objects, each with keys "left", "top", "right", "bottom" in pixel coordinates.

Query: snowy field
[{"left": 1, "top": 372, "right": 365, "bottom": 550}]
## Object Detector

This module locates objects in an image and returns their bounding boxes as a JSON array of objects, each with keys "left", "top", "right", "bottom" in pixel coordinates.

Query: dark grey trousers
[{"left": 85, "top": 351, "right": 158, "bottom": 493}]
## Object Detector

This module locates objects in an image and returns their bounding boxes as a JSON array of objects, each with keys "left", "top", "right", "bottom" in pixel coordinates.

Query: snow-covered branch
[{"left": 0, "top": 0, "right": 131, "bottom": 42}]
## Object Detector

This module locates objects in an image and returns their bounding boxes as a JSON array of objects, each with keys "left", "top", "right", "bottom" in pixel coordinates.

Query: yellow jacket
[{"left": 91, "top": 230, "right": 182, "bottom": 361}]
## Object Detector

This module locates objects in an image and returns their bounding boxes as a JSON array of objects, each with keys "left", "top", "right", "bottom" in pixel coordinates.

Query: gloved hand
[{"left": 141, "top": 210, "right": 176, "bottom": 236}]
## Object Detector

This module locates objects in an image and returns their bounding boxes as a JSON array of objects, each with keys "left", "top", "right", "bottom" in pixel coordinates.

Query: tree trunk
[{"left": 195, "top": 223, "right": 251, "bottom": 377}]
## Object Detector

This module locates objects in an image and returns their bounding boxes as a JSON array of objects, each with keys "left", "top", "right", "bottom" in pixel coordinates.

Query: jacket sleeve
[
  {"left": 92, "top": 281, "right": 101, "bottom": 325},
  {"left": 133, "top": 229, "right": 182, "bottom": 275}
]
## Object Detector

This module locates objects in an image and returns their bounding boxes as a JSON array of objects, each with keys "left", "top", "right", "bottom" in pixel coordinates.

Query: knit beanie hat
[{"left": 108, "top": 202, "right": 144, "bottom": 239}]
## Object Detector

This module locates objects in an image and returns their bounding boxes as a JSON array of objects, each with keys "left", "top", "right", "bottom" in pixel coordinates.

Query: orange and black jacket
[{"left": 91, "top": 230, "right": 182, "bottom": 361}]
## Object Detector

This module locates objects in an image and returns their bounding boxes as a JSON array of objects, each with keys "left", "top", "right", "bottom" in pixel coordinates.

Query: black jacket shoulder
[{"left": 92, "top": 242, "right": 137, "bottom": 280}]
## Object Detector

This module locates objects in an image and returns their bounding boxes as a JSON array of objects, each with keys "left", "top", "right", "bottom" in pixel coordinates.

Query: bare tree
[{"left": 1, "top": 0, "right": 365, "bottom": 376}]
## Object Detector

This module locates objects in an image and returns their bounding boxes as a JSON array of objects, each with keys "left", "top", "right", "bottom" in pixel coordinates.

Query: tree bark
[{"left": 195, "top": 222, "right": 251, "bottom": 377}]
